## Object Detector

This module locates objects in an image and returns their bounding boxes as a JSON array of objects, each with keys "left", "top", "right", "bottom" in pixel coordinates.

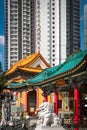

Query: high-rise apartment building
[
  {"left": 5, "top": 0, "right": 36, "bottom": 69},
  {"left": 66, "top": 0, "right": 80, "bottom": 55},
  {"left": 84, "top": 4, "right": 87, "bottom": 49},
  {"left": 36, "top": 0, "right": 80, "bottom": 66},
  {"left": 5, "top": 0, "right": 80, "bottom": 70}
]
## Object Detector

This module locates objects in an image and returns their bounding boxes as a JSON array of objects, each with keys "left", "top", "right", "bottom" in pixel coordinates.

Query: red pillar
[
  {"left": 44, "top": 95, "right": 48, "bottom": 102},
  {"left": 54, "top": 89, "right": 58, "bottom": 115},
  {"left": 74, "top": 82, "right": 79, "bottom": 130},
  {"left": 44, "top": 91, "right": 48, "bottom": 102}
]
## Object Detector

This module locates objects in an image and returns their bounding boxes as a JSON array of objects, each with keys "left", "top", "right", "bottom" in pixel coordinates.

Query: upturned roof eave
[
  {"left": 4, "top": 51, "right": 50, "bottom": 76},
  {"left": 28, "top": 56, "right": 87, "bottom": 87}
]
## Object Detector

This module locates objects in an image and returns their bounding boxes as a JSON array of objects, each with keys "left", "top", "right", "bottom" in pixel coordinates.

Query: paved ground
[
  {"left": 35, "top": 126, "right": 66, "bottom": 130},
  {"left": 35, "top": 126, "right": 87, "bottom": 130}
]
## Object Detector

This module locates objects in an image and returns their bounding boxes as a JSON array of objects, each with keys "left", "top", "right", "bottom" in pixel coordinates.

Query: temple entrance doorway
[{"left": 27, "top": 89, "right": 36, "bottom": 116}]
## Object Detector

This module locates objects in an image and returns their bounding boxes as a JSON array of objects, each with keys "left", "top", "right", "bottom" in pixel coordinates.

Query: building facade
[
  {"left": 5, "top": 0, "right": 80, "bottom": 70},
  {"left": 84, "top": 4, "right": 87, "bottom": 49},
  {"left": 5, "top": 0, "right": 36, "bottom": 69}
]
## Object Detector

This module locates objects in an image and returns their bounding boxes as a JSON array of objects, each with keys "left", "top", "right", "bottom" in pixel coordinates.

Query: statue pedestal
[{"left": 35, "top": 125, "right": 65, "bottom": 130}]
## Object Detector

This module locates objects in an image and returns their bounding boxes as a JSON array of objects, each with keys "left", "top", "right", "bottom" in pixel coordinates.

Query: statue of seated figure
[{"left": 37, "top": 102, "right": 59, "bottom": 127}]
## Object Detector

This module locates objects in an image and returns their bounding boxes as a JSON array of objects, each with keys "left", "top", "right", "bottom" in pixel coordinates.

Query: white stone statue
[
  {"left": 36, "top": 102, "right": 59, "bottom": 127},
  {"left": 0, "top": 103, "right": 7, "bottom": 126}
]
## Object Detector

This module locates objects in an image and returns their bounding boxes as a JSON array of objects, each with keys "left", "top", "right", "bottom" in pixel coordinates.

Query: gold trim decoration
[{"left": 56, "top": 79, "right": 67, "bottom": 87}]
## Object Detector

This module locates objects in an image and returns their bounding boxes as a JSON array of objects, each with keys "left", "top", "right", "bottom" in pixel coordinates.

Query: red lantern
[{"left": 12, "top": 92, "right": 18, "bottom": 96}]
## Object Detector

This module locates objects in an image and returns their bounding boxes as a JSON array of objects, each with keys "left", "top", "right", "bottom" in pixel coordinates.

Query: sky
[
  {"left": 0, "top": 0, "right": 87, "bottom": 71},
  {"left": 0, "top": 0, "right": 4, "bottom": 71}
]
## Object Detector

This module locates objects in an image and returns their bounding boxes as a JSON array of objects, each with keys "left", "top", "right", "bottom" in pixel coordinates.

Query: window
[
  {"left": 53, "top": 26, "right": 55, "bottom": 29},
  {"left": 52, "top": 22, "right": 55, "bottom": 24},
  {"left": 53, "top": 54, "right": 55, "bottom": 57},
  {"left": 52, "top": 3, "right": 55, "bottom": 6}
]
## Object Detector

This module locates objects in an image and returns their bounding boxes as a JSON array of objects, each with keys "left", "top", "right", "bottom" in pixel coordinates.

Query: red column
[
  {"left": 54, "top": 89, "right": 58, "bottom": 115},
  {"left": 44, "top": 95, "right": 48, "bottom": 102},
  {"left": 74, "top": 82, "right": 79, "bottom": 130},
  {"left": 44, "top": 91, "right": 48, "bottom": 102}
]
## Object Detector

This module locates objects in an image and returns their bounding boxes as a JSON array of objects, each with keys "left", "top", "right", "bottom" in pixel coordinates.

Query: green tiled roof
[
  {"left": 26, "top": 50, "right": 87, "bottom": 85},
  {"left": 7, "top": 81, "right": 26, "bottom": 89},
  {"left": 6, "top": 50, "right": 87, "bottom": 89}
]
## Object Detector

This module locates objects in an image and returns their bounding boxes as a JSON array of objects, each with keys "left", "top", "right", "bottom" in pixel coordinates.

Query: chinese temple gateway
[
  {"left": 4, "top": 52, "right": 51, "bottom": 115},
  {"left": 5, "top": 50, "right": 87, "bottom": 129}
]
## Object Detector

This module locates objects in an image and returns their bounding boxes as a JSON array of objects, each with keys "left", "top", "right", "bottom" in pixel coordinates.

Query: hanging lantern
[
  {"left": 12, "top": 91, "right": 18, "bottom": 96},
  {"left": 12, "top": 92, "right": 18, "bottom": 101}
]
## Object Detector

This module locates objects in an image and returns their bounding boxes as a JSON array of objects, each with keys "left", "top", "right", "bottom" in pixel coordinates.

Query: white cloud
[{"left": 0, "top": 35, "right": 4, "bottom": 45}]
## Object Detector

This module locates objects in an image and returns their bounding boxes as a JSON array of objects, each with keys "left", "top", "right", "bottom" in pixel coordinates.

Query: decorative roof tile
[
  {"left": 6, "top": 50, "right": 87, "bottom": 89},
  {"left": 4, "top": 52, "right": 50, "bottom": 76},
  {"left": 27, "top": 50, "right": 87, "bottom": 85}
]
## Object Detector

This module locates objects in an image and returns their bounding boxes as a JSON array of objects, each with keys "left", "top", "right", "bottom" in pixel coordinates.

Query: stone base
[{"left": 35, "top": 125, "right": 65, "bottom": 130}]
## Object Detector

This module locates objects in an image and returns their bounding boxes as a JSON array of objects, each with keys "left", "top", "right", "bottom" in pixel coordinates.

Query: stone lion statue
[{"left": 36, "top": 102, "right": 59, "bottom": 127}]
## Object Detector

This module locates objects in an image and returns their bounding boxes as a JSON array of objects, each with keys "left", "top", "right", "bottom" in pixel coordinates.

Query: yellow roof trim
[
  {"left": 25, "top": 52, "right": 50, "bottom": 68},
  {"left": 4, "top": 52, "right": 50, "bottom": 76},
  {"left": 18, "top": 67, "right": 43, "bottom": 73},
  {"left": 5, "top": 52, "right": 39, "bottom": 76}
]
